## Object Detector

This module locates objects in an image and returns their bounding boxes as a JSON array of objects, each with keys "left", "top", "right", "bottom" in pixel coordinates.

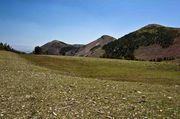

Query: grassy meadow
[
  {"left": 22, "top": 54, "right": 180, "bottom": 84},
  {"left": 0, "top": 51, "right": 180, "bottom": 118}
]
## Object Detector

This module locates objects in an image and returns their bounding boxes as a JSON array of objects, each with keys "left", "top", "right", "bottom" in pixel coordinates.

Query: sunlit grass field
[
  {"left": 22, "top": 54, "right": 180, "bottom": 85},
  {"left": 0, "top": 51, "right": 180, "bottom": 118}
]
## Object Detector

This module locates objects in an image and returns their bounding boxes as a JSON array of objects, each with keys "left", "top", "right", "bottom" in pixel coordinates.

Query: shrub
[{"left": 34, "top": 46, "right": 42, "bottom": 54}]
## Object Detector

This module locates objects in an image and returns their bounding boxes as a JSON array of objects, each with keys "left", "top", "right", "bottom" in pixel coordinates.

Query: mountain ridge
[
  {"left": 75, "top": 35, "right": 116, "bottom": 57},
  {"left": 39, "top": 35, "right": 116, "bottom": 57},
  {"left": 32, "top": 24, "right": 180, "bottom": 61},
  {"left": 103, "top": 24, "right": 180, "bottom": 60}
]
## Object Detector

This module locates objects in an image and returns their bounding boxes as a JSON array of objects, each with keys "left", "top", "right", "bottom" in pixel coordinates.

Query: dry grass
[{"left": 0, "top": 51, "right": 180, "bottom": 118}]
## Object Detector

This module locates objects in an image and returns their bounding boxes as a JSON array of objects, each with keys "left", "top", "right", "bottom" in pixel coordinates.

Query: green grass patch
[{"left": 21, "top": 54, "right": 180, "bottom": 85}]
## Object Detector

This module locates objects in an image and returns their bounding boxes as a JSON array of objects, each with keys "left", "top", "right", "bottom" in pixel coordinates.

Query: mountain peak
[
  {"left": 142, "top": 24, "right": 164, "bottom": 29},
  {"left": 51, "top": 40, "right": 60, "bottom": 42},
  {"left": 75, "top": 35, "right": 116, "bottom": 57},
  {"left": 101, "top": 35, "right": 115, "bottom": 39},
  {"left": 47, "top": 40, "right": 67, "bottom": 46}
]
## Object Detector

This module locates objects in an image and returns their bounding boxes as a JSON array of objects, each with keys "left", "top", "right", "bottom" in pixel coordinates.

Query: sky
[{"left": 0, "top": 0, "right": 180, "bottom": 52}]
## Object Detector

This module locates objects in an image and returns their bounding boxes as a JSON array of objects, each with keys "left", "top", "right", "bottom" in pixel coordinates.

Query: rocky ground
[{"left": 0, "top": 51, "right": 180, "bottom": 118}]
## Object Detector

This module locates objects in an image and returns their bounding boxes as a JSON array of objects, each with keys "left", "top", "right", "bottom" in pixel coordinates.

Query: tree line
[{"left": 0, "top": 42, "right": 25, "bottom": 54}]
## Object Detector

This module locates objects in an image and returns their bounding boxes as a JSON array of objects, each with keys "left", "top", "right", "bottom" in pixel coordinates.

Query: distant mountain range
[
  {"left": 40, "top": 35, "right": 116, "bottom": 57},
  {"left": 37, "top": 24, "right": 180, "bottom": 61}
]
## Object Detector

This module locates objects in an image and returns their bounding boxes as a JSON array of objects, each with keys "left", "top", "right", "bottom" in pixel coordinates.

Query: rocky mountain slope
[{"left": 75, "top": 35, "right": 116, "bottom": 57}]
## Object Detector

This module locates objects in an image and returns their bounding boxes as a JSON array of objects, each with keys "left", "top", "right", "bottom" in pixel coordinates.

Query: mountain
[
  {"left": 75, "top": 35, "right": 116, "bottom": 57},
  {"left": 103, "top": 24, "right": 180, "bottom": 61},
  {"left": 40, "top": 40, "right": 82, "bottom": 55},
  {"left": 39, "top": 35, "right": 115, "bottom": 57},
  {"left": 65, "top": 44, "right": 84, "bottom": 56}
]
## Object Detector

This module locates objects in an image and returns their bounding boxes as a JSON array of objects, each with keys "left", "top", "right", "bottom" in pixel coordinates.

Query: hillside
[
  {"left": 103, "top": 24, "right": 180, "bottom": 60},
  {"left": 1, "top": 51, "right": 180, "bottom": 118},
  {"left": 0, "top": 42, "right": 24, "bottom": 54},
  {"left": 40, "top": 40, "right": 81, "bottom": 55},
  {"left": 40, "top": 35, "right": 115, "bottom": 57},
  {"left": 76, "top": 35, "right": 116, "bottom": 57},
  {"left": 22, "top": 53, "right": 180, "bottom": 84}
]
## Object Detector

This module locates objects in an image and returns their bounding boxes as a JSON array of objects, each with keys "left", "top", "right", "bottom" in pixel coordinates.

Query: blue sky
[{"left": 0, "top": 0, "right": 180, "bottom": 52}]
